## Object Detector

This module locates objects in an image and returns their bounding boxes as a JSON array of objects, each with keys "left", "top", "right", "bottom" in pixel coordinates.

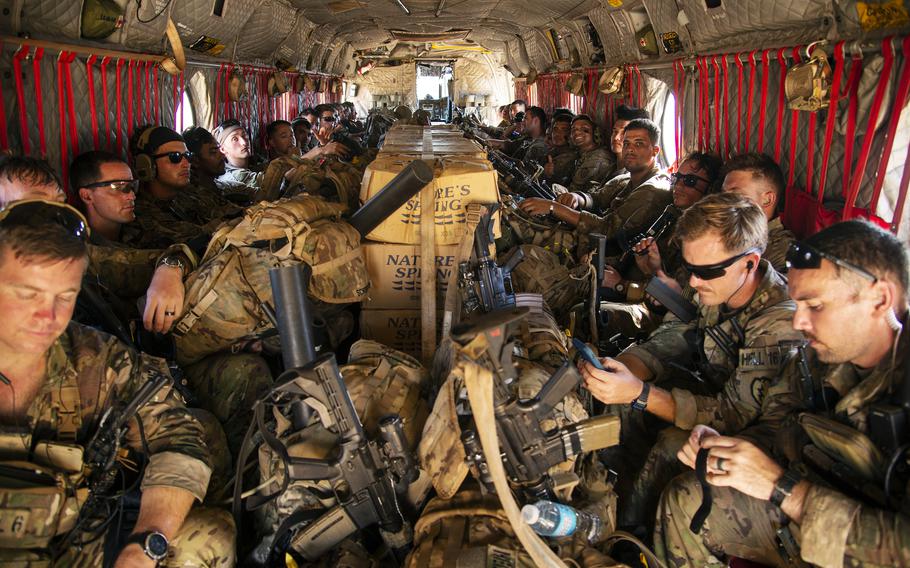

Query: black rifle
[
  {"left": 236, "top": 264, "right": 417, "bottom": 565},
  {"left": 459, "top": 205, "right": 525, "bottom": 314},
  {"left": 452, "top": 308, "right": 621, "bottom": 501},
  {"left": 615, "top": 204, "right": 682, "bottom": 255},
  {"left": 58, "top": 369, "right": 170, "bottom": 551},
  {"left": 463, "top": 129, "right": 555, "bottom": 200},
  {"left": 645, "top": 277, "right": 698, "bottom": 324}
]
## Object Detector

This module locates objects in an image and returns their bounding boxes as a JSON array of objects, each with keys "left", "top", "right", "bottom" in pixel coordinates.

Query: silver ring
[
  {"left": 164, "top": 311, "right": 176, "bottom": 316},
  {"left": 716, "top": 457, "right": 726, "bottom": 472}
]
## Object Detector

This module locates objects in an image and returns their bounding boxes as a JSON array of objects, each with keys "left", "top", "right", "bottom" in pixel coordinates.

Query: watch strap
[
  {"left": 770, "top": 468, "right": 803, "bottom": 507},
  {"left": 631, "top": 381, "right": 651, "bottom": 411},
  {"left": 124, "top": 530, "right": 168, "bottom": 561}
]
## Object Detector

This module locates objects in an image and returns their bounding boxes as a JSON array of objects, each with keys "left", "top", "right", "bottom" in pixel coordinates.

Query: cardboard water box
[
  {"left": 360, "top": 154, "right": 500, "bottom": 245},
  {"left": 362, "top": 242, "right": 458, "bottom": 309},
  {"left": 359, "top": 309, "right": 443, "bottom": 358}
]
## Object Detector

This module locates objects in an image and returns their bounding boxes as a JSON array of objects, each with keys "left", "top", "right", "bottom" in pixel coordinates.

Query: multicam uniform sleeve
[
  {"left": 576, "top": 185, "right": 673, "bottom": 242},
  {"left": 669, "top": 307, "right": 804, "bottom": 433},
  {"left": 568, "top": 148, "right": 615, "bottom": 194},
  {"left": 217, "top": 169, "right": 265, "bottom": 202},
  {"left": 798, "top": 485, "right": 910, "bottom": 567},
  {"left": 103, "top": 340, "right": 212, "bottom": 502},
  {"left": 623, "top": 312, "right": 696, "bottom": 380},
  {"left": 764, "top": 220, "right": 796, "bottom": 274},
  {"left": 86, "top": 244, "right": 161, "bottom": 299}
]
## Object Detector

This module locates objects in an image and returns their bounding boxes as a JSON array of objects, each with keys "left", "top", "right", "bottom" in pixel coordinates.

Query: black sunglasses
[
  {"left": 683, "top": 247, "right": 761, "bottom": 280},
  {"left": 84, "top": 179, "right": 139, "bottom": 194},
  {"left": 319, "top": 115, "right": 337, "bottom": 123},
  {"left": 152, "top": 151, "right": 194, "bottom": 164},
  {"left": 671, "top": 172, "right": 711, "bottom": 191},
  {"left": 786, "top": 242, "right": 877, "bottom": 282},
  {"left": 0, "top": 200, "right": 90, "bottom": 241}
]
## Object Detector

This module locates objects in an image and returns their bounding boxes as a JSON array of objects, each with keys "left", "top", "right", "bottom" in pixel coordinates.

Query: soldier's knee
[
  {"left": 659, "top": 471, "right": 701, "bottom": 521},
  {"left": 168, "top": 507, "right": 237, "bottom": 568},
  {"left": 654, "top": 427, "right": 689, "bottom": 455}
]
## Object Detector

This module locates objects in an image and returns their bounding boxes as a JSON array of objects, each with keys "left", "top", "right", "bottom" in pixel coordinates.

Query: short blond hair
[{"left": 674, "top": 192, "right": 768, "bottom": 254}]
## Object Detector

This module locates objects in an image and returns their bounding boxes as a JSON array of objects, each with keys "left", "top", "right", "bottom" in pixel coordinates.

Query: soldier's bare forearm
[
  {"left": 644, "top": 385, "right": 677, "bottom": 423},
  {"left": 780, "top": 479, "right": 810, "bottom": 524},
  {"left": 615, "top": 352, "right": 653, "bottom": 382},
  {"left": 132, "top": 485, "right": 196, "bottom": 539}
]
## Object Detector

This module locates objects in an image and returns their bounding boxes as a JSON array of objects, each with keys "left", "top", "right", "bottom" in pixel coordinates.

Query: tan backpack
[
  {"left": 173, "top": 195, "right": 370, "bottom": 365},
  {"left": 508, "top": 244, "right": 594, "bottom": 316}
]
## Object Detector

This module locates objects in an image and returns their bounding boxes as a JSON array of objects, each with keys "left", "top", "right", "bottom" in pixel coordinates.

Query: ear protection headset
[{"left": 133, "top": 127, "right": 158, "bottom": 183}]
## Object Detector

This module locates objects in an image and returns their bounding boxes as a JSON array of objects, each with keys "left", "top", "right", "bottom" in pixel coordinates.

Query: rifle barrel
[
  {"left": 269, "top": 264, "right": 317, "bottom": 369},
  {"left": 349, "top": 159, "right": 434, "bottom": 237}
]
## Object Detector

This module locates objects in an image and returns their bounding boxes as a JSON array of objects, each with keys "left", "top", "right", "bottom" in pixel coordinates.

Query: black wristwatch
[
  {"left": 631, "top": 382, "right": 651, "bottom": 411},
  {"left": 124, "top": 530, "right": 169, "bottom": 562},
  {"left": 770, "top": 468, "right": 803, "bottom": 508}
]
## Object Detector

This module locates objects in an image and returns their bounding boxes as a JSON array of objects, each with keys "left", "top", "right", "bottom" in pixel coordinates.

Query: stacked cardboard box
[{"left": 358, "top": 125, "right": 501, "bottom": 358}]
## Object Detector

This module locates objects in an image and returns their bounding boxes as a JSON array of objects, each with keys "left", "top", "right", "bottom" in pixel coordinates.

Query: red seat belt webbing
[{"left": 844, "top": 37, "right": 895, "bottom": 220}]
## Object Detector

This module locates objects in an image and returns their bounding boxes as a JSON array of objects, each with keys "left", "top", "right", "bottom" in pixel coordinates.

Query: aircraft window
[
  {"left": 176, "top": 90, "right": 195, "bottom": 131},
  {"left": 661, "top": 92, "right": 678, "bottom": 168}
]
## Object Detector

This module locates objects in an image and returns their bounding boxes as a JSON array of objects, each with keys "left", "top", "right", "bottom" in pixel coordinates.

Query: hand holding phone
[{"left": 571, "top": 338, "right": 605, "bottom": 370}]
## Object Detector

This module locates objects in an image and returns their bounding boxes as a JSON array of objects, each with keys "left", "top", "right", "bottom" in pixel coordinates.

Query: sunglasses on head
[
  {"left": 683, "top": 247, "right": 761, "bottom": 280},
  {"left": 786, "top": 241, "right": 877, "bottom": 282},
  {"left": 84, "top": 179, "right": 138, "bottom": 194},
  {"left": 0, "top": 199, "right": 90, "bottom": 241},
  {"left": 671, "top": 172, "right": 711, "bottom": 191},
  {"left": 152, "top": 151, "right": 194, "bottom": 164}
]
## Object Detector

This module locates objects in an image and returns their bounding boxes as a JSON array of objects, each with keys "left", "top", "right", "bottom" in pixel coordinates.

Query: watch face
[{"left": 146, "top": 532, "right": 169, "bottom": 558}]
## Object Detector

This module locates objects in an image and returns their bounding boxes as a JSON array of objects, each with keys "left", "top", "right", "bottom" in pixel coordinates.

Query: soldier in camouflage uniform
[
  {"left": 606, "top": 105, "right": 650, "bottom": 180},
  {"left": 656, "top": 220, "right": 910, "bottom": 568},
  {"left": 579, "top": 193, "right": 803, "bottom": 530},
  {"left": 596, "top": 152, "right": 723, "bottom": 338},
  {"left": 519, "top": 118, "right": 672, "bottom": 250},
  {"left": 213, "top": 120, "right": 267, "bottom": 201},
  {"left": 543, "top": 113, "right": 578, "bottom": 187},
  {"left": 721, "top": 153, "right": 795, "bottom": 273},
  {"left": 566, "top": 114, "right": 615, "bottom": 193},
  {"left": 0, "top": 201, "right": 235, "bottom": 567}
]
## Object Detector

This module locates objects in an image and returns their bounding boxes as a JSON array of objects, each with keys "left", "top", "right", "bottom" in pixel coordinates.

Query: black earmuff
[{"left": 134, "top": 127, "right": 157, "bottom": 183}]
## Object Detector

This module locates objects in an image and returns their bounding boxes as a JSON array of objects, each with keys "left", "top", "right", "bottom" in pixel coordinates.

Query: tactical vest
[{"left": 173, "top": 195, "right": 370, "bottom": 365}]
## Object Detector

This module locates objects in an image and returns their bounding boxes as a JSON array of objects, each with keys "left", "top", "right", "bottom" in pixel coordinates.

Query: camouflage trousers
[
  {"left": 598, "top": 406, "right": 688, "bottom": 531},
  {"left": 29, "top": 507, "right": 237, "bottom": 567},
  {"left": 654, "top": 471, "right": 792, "bottom": 568},
  {"left": 183, "top": 353, "right": 274, "bottom": 452}
]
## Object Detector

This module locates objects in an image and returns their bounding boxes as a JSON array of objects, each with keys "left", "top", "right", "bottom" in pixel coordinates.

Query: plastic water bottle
[{"left": 521, "top": 500, "right": 603, "bottom": 543}]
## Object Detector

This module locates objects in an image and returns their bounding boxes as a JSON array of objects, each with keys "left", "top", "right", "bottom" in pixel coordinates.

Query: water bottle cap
[{"left": 520, "top": 504, "right": 540, "bottom": 524}]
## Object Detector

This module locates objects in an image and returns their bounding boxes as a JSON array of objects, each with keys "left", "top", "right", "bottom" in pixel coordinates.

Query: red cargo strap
[
  {"left": 12, "top": 46, "right": 29, "bottom": 154},
  {"left": 33, "top": 47, "right": 47, "bottom": 157},
  {"left": 0, "top": 43, "right": 7, "bottom": 151},
  {"left": 773, "top": 49, "right": 788, "bottom": 163},
  {"left": 757, "top": 49, "right": 771, "bottom": 152},
  {"left": 144, "top": 61, "right": 153, "bottom": 124},
  {"left": 153, "top": 65, "right": 161, "bottom": 125},
  {"left": 841, "top": 49, "right": 863, "bottom": 199},
  {"left": 870, "top": 36, "right": 910, "bottom": 220},
  {"left": 696, "top": 57, "right": 707, "bottom": 151},
  {"left": 179, "top": 70, "right": 185, "bottom": 131},
  {"left": 136, "top": 61, "right": 145, "bottom": 124},
  {"left": 786, "top": 47, "right": 802, "bottom": 193},
  {"left": 634, "top": 65, "right": 643, "bottom": 107},
  {"left": 734, "top": 53, "right": 744, "bottom": 153},
  {"left": 844, "top": 37, "right": 895, "bottom": 220},
  {"left": 893, "top": 141, "right": 910, "bottom": 232},
  {"left": 672, "top": 60, "right": 681, "bottom": 161},
  {"left": 214, "top": 63, "right": 224, "bottom": 125},
  {"left": 224, "top": 63, "right": 234, "bottom": 120},
  {"left": 57, "top": 51, "right": 79, "bottom": 197},
  {"left": 712, "top": 56, "right": 721, "bottom": 154},
  {"left": 722, "top": 55, "right": 731, "bottom": 158},
  {"left": 745, "top": 50, "right": 758, "bottom": 152},
  {"left": 86, "top": 55, "right": 100, "bottom": 150},
  {"left": 116, "top": 59, "right": 124, "bottom": 155},
  {"left": 63, "top": 52, "right": 78, "bottom": 158},
  {"left": 816, "top": 42, "right": 846, "bottom": 202},
  {"left": 100, "top": 57, "right": 112, "bottom": 151},
  {"left": 126, "top": 60, "right": 135, "bottom": 140}
]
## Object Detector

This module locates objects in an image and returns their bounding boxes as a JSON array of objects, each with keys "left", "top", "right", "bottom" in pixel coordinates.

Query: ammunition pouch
[
  {"left": 799, "top": 413, "right": 886, "bottom": 482},
  {"left": 0, "top": 460, "right": 88, "bottom": 551}
]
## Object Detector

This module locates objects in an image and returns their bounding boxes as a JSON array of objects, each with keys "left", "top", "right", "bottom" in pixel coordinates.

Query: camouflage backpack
[
  {"left": 259, "top": 155, "right": 318, "bottom": 201},
  {"left": 497, "top": 197, "right": 578, "bottom": 258},
  {"left": 513, "top": 294, "right": 570, "bottom": 369},
  {"left": 507, "top": 244, "right": 594, "bottom": 316},
  {"left": 251, "top": 339, "right": 430, "bottom": 562},
  {"left": 322, "top": 159, "right": 365, "bottom": 211},
  {"left": 173, "top": 195, "right": 369, "bottom": 365}
]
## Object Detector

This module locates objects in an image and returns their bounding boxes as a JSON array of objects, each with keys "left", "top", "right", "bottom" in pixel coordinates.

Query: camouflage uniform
[
  {"left": 122, "top": 191, "right": 213, "bottom": 249},
  {"left": 216, "top": 163, "right": 265, "bottom": 202},
  {"left": 546, "top": 143, "right": 579, "bottom": 187},
  {"left": 174, "top": 182, "right": 244, "bottom": 225},
  {"left": 612, "top": 261, "right": 803, "bottom": 527},
  {"left": 765, "top": 216, "right": 795, "bottom": 273},
  {"left": 655, "top": 322, "right": 910, "bottom": 568},
  {"left": 575, "top": 167, "right": 673, "bottom": 242},
  {"left": 568, "top": 146, "right": 615, "bottom": 193},
  {"left": 0, "top": 322, "right": 235, "bottom": 567},
  {"left": 514, "top": 135, "right": 549, "bottom": 168},
  {"left": 183, "top": 352, "right": 274, "bottom": 453}
]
